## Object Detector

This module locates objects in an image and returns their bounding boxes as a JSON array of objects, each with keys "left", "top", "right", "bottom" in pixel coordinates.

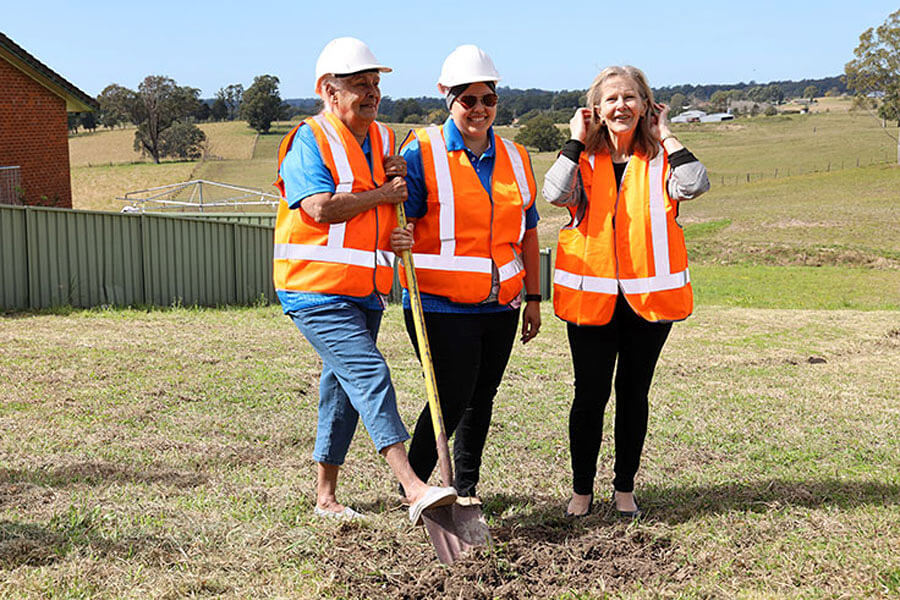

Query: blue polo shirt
[
  {"left": 399, "top": 118, "right": 539, "bottom": 314},
  {"left": 277, "top": 124, "right": 384, "bottom": 313}
]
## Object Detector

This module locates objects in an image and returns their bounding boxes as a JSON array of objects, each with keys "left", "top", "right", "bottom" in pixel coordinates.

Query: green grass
[
  {"left": 1, "top": 304, "right": 898, "bottom": 598},
  {"left": 692, "top": 264, "right": 900, "bottom": 309},
  {"left": 672, "top": 109, "right": 898, "bottom": 179}
]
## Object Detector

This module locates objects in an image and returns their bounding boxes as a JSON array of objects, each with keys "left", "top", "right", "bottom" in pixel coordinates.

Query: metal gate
[{"left": 0, "top": 166, "right": 22, "bottom": 206}]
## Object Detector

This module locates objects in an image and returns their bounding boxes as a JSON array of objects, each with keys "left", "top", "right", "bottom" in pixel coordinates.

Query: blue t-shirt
[
  {"left": 399, "top": 118, "right": 539, "bottom": 314},
  {"left": 277, "top": 124, "right": 383, "bottom": 313}
]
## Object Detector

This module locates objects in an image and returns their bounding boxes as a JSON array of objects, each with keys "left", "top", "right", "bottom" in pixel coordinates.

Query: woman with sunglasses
[
  {"left": 543, "top": 66, "right": 709, "bottom": 518},
  {"left": 391, "top": 45, "right": 541, "bottom": 503}
]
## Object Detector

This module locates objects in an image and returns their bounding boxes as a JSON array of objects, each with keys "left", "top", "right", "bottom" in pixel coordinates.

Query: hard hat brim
[
  {"left": 315, "top": 65, "right": 392, "bottom": 95},
  {"left": 333, "top": 64, "right": 392, "bottom": 76},
  {"left": 437, "top": 75, "right": 501, "bottom": 88}
]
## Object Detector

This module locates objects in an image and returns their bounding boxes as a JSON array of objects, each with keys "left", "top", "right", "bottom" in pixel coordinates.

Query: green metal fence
[
  {"left": 1, "top": 205, "right": 554, "bottom": 312},
  {"left": 0, "top": 205, "right": 276, "bottom": 311},
  {"left": 152, "top": 212, "right": 277, "bottom": 228}
]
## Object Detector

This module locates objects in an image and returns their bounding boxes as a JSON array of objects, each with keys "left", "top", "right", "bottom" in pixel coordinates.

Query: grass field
[
  {"left": 7, "top": 100, "right": 898, "bottom": 597},
  {"left": 1, "top": 304, "right": 898, "bottom": 599}
]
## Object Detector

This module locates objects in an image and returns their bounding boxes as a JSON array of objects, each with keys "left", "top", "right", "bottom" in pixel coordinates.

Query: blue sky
[{"left": 4, "top": 1, "right": 897, "bottom": 99}]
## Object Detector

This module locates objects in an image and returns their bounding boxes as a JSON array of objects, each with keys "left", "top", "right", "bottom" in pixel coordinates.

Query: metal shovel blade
[{"left": 422, "top": 504, "right": 493, "bottom": 565}]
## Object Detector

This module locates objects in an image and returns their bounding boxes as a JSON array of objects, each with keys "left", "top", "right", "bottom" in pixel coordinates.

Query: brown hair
[{"left": 583, "top": 66, "right": 658, "bottom": 159}]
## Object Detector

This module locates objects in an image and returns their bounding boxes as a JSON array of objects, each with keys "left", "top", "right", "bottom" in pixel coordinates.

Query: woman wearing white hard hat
[
  {"left": 543, "top": 66, "right": 709, "bottom": 518},
  {"left": 391, "top": 45, "right": 542, "bottom": 503},
  {"left": 274, "top": 37, "right": 456, "bottom": 524}
]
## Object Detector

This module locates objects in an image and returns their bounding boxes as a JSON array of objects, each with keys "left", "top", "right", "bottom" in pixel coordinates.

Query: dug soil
[{"left": 319, "top": 517, "right": 691, "bottom": 599}]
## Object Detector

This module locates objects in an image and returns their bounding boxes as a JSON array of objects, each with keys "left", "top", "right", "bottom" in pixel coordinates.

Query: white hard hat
[
  {"left": 314, "top": 37, "right": 391, "bottom": 94},
  {"left": 437, "top": 45, "right": 500, "bottom": 88}
]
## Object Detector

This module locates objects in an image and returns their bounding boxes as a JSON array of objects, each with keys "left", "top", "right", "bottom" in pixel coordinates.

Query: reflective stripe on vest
[
  {"left": 404, "top": 125, "right": 535, "bottom": 304},
  {"left": 273, "top": 114, "right": 395, "bottom": 296},
  {"left": 411, "top": 127, "right": 532, "bottom": 282},
  {"left": 553, "top": 147, "right": 692, "bottom": 324}
]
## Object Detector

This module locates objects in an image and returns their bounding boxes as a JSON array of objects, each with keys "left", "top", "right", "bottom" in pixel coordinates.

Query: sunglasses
[{"left": 456, "top": 93, "right": 498, "bottom": 109}]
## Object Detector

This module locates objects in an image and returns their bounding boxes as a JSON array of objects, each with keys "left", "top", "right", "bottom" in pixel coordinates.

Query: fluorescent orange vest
[
  {"left": 553, "top": 148, "right": 692, "bottom": 325},
  {"left": 273, "top": 112, "right": 396, "bottom": 297},
  {"left": 399, "top": 126, "right": 536, "bottom": 305}
]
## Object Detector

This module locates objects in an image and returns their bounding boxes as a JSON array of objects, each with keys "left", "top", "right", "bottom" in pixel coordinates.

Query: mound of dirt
[{"left": 319, "top": 520, "right": 691, "bottom": 599}]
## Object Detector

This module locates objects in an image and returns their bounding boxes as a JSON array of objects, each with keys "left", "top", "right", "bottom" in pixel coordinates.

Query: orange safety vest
[
  {"left": 399, "top": 126, "right": 536, "bottom": 305},
  {"left": 553, "top": 148, "right": 692, "bottom": 325},
  {"left": 273, "top": 112, "right": 396, "bottom": 297}
]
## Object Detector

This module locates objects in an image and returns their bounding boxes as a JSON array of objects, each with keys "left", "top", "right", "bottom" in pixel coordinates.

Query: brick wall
[{"left": 0, "top": 58, "right": 72, "bottom": 208}]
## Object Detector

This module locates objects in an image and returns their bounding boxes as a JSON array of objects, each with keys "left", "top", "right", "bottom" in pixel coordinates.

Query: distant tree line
[{"left": 70, "top": 72, "right": 859, "bottom": 160}]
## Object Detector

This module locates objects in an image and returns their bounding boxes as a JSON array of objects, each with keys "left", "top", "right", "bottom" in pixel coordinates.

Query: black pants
[
  {"left": 404, "top": 309, "right": 519, "bottom": 496},
  {"left": 567, "top": 294, "right": 671, "bottom": 495}
]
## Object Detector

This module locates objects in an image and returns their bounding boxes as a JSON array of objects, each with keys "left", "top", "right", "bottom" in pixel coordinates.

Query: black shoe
[
  {"left": 612, "top": 489, "right": 642, "bottom": 519},
  {"left": 564, "top": 493, "right": 593, "bottom": 518}
]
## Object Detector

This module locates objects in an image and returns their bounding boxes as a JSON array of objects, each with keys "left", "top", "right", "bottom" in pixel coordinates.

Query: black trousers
[
  {"left": 404, "top": 309, "right": 519, "bottom": 496},
  {"left": 567, "top": 294, "right": 672, "bottom": 495}
]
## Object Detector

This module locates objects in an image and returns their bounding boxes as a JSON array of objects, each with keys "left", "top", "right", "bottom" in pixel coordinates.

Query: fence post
[{"left": 540, "top": 247, "right": 552, "bottom": 300}]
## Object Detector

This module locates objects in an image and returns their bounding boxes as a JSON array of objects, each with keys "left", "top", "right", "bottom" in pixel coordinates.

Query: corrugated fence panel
[
  {"left": 142, "top": 216, "right": 237, "bottom": 306},
  {"left": 24, "top": 208, "right": 145, "bottom": 309},
  {"left": 2, "top": 207, "right": 551, "bottom": 311},
  {"left": 155, "top": 213, "right": 277, "bottom": 228},
  {"left": 0, "top": 205, "right": 28, "bottom": 310},
  {"left": 233, "top": 223, "right": 275, "bottom": 305}
]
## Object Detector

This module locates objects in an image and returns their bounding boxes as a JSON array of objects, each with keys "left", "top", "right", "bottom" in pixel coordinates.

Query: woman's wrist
[{"left": 525, "top": 293, "right": 542, "bottom": 303}]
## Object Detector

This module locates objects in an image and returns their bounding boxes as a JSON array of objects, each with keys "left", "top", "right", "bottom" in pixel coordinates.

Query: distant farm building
[
  {"left": 700, "top": 112, "right": 735, "bottom": 122},
  {"left": 670, "top": 109, "right": 735, "bottom": 123},
  {"left": 0, "top": 32, "right": 96, "bottom": 208}
]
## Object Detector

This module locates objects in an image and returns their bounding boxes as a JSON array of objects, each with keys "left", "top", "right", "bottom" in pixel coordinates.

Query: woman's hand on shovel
[{"left": 390, "top": 221, "right": 415, "bottom": 253}]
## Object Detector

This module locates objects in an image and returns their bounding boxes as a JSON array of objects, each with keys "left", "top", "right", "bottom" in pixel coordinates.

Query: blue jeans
[{"left": 289, "top": 301, "right": 410, "bottom": 465}]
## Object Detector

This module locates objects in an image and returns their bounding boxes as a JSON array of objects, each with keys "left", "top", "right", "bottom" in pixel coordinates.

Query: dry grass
[
  {"left": 71, "top": 162, "right": 197, "bottom": 212},
  {"left": 1, "top": 304, "right": 898, "bottom": 598},
  {"left": 68, "top": 122, "right": 257, "bottom": 168}
]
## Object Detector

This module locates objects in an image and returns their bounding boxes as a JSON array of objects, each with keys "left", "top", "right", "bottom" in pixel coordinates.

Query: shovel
[{"left": 395, "top": 203, "right": 493, "bottom": 565}]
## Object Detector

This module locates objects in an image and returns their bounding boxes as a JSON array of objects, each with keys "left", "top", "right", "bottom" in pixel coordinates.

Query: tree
[
  {"left": 210, "top": 97, "right": 228, "bottom": 121},
  {"left": 130, "top": 76, "right": 205, "bottom": 163},
  {"left": 494, "top": 104, "right": 514, "bottom": 126},
  {"left": 193, "top": 102, "right": 211, "bottom": 122},
  {"left": 67, "top": 113, "right": 80, "bottom": 134},
  {"left": 425, "top": 108, "right": 448, "bottom": 124},
  {"left": 80, "top": 112, "right": 98, "bottom": 133},
  {"left": 845, "top": 9, "right": 900, "bottom": 161},
  {"left": 216, "top": 84, "right": 244, "bottom": 120},
  {"left": 241, "top": 75, "right": 282, "bottom": 133},
  {"left": 803, "top": 85, "right": 818, "bottom": 101},
  {"left": 158, "top": 121, "right": 207, "bottom": 160},
  {"left": 765, "top": 84, "right": 784, "bottom": 104},
  {"left": 97, "top": 83, "right": 138, "bottom": 129},
  {"left": 514, "top": 114, "right": 565, "bottom": 152},
  {"left": 710, "top": 90, "right": 729, "bottom": 112},
  {"left": 394, "top": 98, "right": 423, "bottom": 122},
  {"left": 669, "top": 93, "right": 686, "bottom": 116}
]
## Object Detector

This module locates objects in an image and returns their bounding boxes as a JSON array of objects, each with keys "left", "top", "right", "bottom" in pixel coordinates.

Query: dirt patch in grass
[
  {"left": 318, "top": 516, "right": 689, "bottom": 599},
  {"left": 689, "top": 239, "right": 900, "bottom": 269}
]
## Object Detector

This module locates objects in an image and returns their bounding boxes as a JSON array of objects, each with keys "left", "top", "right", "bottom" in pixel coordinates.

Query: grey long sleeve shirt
[{"left": 542, "top": 140, "right": 710, "bottom": 208}]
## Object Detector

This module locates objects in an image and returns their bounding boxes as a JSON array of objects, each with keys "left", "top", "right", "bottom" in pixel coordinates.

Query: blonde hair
[{"left": 583, "top": 66, "right": 658, "bottom": 159}]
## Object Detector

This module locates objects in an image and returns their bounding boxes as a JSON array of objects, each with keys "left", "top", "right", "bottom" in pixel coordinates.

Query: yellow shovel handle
[{"left": 395, "top": 203, "right": 453, "bottom": 487}]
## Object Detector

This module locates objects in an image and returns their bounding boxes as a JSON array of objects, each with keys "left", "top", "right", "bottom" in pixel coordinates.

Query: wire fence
[
  {"left": 711, "top": 154, "right": 896, "bottom": 186},
  {"left": 0, "top": 166, "right": 22, "bottom": 206}
]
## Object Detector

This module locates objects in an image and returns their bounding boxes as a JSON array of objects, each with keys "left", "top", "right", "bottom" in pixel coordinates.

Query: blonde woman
[{"left": 543, "top": 66, "right": 709, "bottom": 518}]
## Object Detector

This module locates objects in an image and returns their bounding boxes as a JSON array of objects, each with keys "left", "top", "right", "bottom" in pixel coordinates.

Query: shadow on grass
[
  {"left": 0, "top": 517, "right": 181, "bottom": 571},
  {"left": 486, "top": 477, "right": 900, "bottom": 532},
  {"left": 0, "top": 460, "right": 207, "bottom": 489},
  {"left": 640, "top": 478, "right": 900, "bottom": 524}
]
